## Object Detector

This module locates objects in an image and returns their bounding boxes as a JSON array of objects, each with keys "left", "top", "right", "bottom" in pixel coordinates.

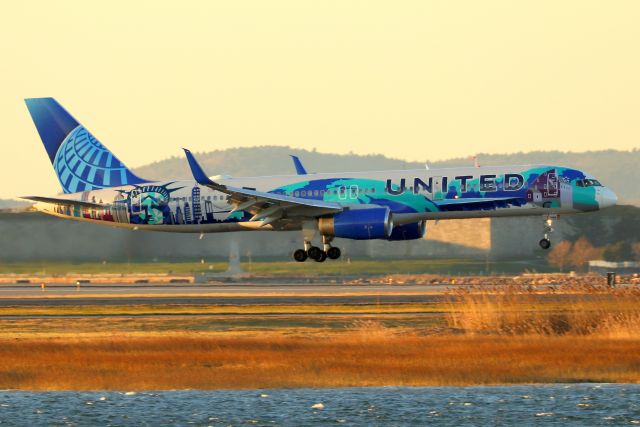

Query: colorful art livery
[
  {"left": 53, "top": 125, "right": 145, "bottom": 193},
  {"left": 23, "top": 97, "right": 618, "bottom": 259},
  {"left": 47, "top": 165, "right": 610, "bottom": 227},
  {"left": 24, "top": 98, "right": 145, "bottom": 194},
  {"left": 118, "top": 183, "right": 250, "bottom": 226}
]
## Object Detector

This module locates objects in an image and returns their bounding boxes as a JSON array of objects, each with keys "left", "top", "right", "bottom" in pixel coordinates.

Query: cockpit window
[{"left": 576, "top": 179, "right": 602, "bottom": 187}]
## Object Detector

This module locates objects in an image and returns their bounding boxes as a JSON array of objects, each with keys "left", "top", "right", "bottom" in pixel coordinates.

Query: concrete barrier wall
[
  {"left": 0, "top": 212, "right": 493, "bottom": 261},
  {"left": 0, "top": 208, "right": 616, "bottom": 262}
]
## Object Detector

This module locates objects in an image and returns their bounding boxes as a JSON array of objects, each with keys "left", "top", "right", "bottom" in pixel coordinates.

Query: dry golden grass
[
  {"left": 447, "top": 283, "right": 640, "bottom": 336},
  {"left": 1, "top": 331, "right": 639, "bottom": 390},
  {"left": 2, "top": 282, "right": 640, "bottom": 390},
  {"left": 0, "top": 302, "right": 442, "bottom": 317}
]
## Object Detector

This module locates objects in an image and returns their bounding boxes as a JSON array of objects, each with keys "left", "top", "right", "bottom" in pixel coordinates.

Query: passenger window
[
  {"left": 314, "top": 190, "right": 319, "bottom": 196},
  {"left": 294, "top": 191, "right": 299, "bottom": 197}
]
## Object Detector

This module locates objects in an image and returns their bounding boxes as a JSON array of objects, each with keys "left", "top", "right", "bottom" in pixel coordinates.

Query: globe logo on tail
[{"left": 54, "top": 126, "right": 136, "bottom": 193}]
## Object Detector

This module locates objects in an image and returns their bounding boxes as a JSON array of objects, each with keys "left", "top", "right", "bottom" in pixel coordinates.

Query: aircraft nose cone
[{"left": 600, "top": 188, "right": 618, "bottom": 209}]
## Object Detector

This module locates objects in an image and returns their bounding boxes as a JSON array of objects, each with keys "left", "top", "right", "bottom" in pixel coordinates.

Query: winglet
[
  {"left": 290, "top": 155, "right": 307, "bottom": 175},
  {"left": 183, "top": 148, "right": 215, "bottom": 186}
]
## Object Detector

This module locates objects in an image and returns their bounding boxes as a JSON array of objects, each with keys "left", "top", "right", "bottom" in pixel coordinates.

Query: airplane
[{"left": 22, "top": 98, "right": 618, "bottom": 262}]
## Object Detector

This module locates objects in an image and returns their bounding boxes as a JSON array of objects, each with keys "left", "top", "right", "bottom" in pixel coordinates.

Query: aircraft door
[
  {"left": 349, "top": 185, "right": 359, "bottom": 200},
  {"left": 338, "top": 186, "right": 348, "bottom": 200},
  {"left": 432, "top": 176, "right": 444, "bottom": 200},
  {"left": 546, "top": 172, "right": 559, "bottom": 197}
]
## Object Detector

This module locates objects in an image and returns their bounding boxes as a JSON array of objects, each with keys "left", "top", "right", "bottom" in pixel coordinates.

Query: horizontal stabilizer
[{"left": 21, "top": 196, "right": 106, "bottom": 209}]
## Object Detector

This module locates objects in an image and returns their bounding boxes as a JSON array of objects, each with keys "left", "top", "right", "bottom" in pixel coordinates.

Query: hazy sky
[{"left": 1, "top": 1, "right": 639, "bottom": 198}]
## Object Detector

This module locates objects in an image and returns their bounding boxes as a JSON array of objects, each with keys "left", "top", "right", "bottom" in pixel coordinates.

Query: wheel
[
  {"left": 307, "top": 246, "right": 322, "bottom": 260},
  {"left": 327, "top": 247, "right": 341, "bottom": 260},
  {"left": 539, "top": 238, "right": 551, "bottom": 250},
  {"left": 314, "top": 251, "right": 327, "bottom": 262},
  {"left": 293, "top": 249, "right": 308, "bottom": 262}
]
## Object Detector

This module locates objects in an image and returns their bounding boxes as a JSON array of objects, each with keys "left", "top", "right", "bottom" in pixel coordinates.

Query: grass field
[
  {"left": 1, "top": 282, "right": 639, "bottom": 390},
  {"left": 0, "top": 259, "right": 550, "bottom": 276},
  {"left": 1, "top": 333, "right": 639, "bottom": 390}
]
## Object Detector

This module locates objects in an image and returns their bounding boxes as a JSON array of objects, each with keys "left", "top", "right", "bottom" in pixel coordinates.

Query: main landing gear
[
  {"left": 293, "top": 236, "right": 341, "bottom": 262},
  {"left": 539, "top": 215, "right": 555, "bottom": 250}
]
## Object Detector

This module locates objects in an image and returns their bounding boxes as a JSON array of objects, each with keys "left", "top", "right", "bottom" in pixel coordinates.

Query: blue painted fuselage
[{"left": 33, "top": 164, "right": 616, "bottom": 233}]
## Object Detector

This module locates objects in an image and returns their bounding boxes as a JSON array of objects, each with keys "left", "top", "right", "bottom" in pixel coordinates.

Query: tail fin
[{"left": 24, "top": 97, "right": 146, "bottom": 193}]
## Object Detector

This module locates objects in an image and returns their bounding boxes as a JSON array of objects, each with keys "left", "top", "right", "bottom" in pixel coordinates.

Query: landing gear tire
[
  {"left": 307, "top": 246, "right": 322, "bottom": 261},
  {"left": 293, "top": 249, "right": 308, "bottom": 262},
  {"left": 327, "top": 247, "right": 341, "bottom": 260},
  {"left": 539, "top": 238, "right": 551, "bottom": 250},
  {"left": 539, "top": 215, "right": 555, "bottom": 250},
  {"left": 314, "top": 251, "right": 327, "bottom": 262}
]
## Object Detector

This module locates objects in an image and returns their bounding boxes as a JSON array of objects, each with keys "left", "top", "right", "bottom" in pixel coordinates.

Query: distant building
[
  {"left": 589, "top": 260, "right": 640, "bottom": 275},
  {"left": 192, "top": 186, "right": 202, "bottom": 224},
  {"left": 184, "top": 202, "right": 192, "bottom": 224},
  {"left": 175, "top": 206, "right": 184, "bottom": 224},
  {"left": 204, "top": 200, "right": 214, "bottom": 222}
]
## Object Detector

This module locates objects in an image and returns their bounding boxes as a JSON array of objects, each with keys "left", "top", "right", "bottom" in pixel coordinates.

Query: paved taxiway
[{"left": 0, "top": 283, "right": 450, "bottom": 306}]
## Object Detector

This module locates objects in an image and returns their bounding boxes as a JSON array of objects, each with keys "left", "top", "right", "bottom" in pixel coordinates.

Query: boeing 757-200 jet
[{"left": 23, "top": 98, "right": 617, "bottom": 262}]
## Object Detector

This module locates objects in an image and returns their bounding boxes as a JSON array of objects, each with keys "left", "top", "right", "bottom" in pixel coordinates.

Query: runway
[{"left": 0, "top": 282, "right": 450, "bottom": 306}]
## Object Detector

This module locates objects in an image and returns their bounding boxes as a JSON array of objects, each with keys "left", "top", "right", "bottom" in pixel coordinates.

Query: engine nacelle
[
  {"left": 318, "top": 208, "right": 393, "bottom": 240},
  {"left": 386, "top": 221, "right": 426, "bottom": 241}
]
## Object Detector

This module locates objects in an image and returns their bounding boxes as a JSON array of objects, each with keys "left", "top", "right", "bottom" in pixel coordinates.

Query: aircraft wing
[
  {"left": 21, "top": 195, "right": 106, "bottom": 209},
  {"left": 183, "top": 149, "right": 343, "bottom": 226},
  {"left": 434, "top": 196, "right": 525, "bottom": 211}
]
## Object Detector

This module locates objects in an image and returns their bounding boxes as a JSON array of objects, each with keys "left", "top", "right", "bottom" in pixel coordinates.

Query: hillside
[
  {"left": 134, "top": 147, "right": 639, "bottom": 204},
  {"left": 0, "top": 199, "right": 30, "bottom": 210}
]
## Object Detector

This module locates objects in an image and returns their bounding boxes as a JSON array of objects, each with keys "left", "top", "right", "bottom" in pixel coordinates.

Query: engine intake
[{"left": 318, "top": 208, "right": 393, "bottom": 240}]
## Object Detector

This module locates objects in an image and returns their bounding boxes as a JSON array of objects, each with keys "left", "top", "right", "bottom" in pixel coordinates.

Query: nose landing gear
[
  {"left": 539, "top": 216, "right": 555, "bottom": 250},
  {"left": 539, "top": 238, "right": 551, "bottom": 250}
]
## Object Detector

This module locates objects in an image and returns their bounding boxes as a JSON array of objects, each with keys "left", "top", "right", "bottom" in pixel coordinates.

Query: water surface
[{"left": 0, "top": 384, "right": 638, "bottom": 426}]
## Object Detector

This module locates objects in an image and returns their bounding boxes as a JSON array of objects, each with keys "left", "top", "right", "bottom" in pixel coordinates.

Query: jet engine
[
  {"left": 318, "top": 208, "right": 393, "bottom": 240},
  {"left": 386, "top": 220, "right": 426, "bottom": 241}
]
